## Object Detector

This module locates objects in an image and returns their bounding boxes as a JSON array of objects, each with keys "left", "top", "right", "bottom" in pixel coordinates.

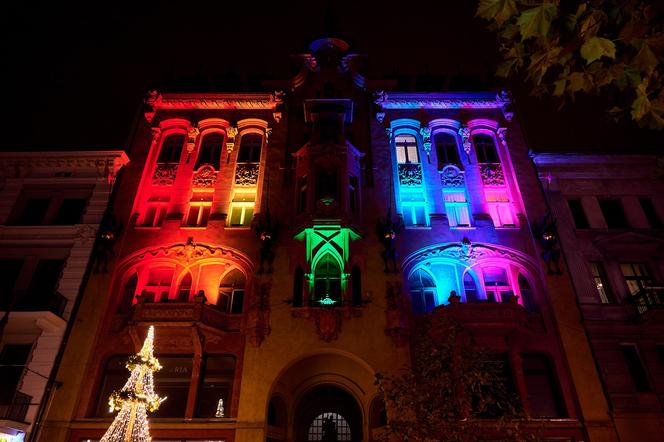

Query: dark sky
[{"left": 1, "top": 1, "right": 661, "bottom": 152}]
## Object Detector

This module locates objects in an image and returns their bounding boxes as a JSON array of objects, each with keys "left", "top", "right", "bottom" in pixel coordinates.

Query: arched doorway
[{"left": 294, "top": 385, "right": 363, "bottom": 442}]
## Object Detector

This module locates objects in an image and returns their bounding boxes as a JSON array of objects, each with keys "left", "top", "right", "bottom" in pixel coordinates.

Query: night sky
[{"left": 2, "top": 1, "right": 661, "bottom": 152}]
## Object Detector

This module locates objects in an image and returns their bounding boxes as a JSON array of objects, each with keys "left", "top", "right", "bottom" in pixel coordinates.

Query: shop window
[
  {"left": 408, "top": 268, "right": 436, "bottom": 314},
  {"left": 228, "top": 193, "right": 255, "bottom": 227},
  {"left": 196, "top": 355, "right": 236, "bottom": 418},
  {"left": 639, "top": 197, "right": 661, "bottom": 228},
  {"left": 473, "top": 134, "right": 499, "bottom": 163},
  {"left": 522, "top": 354, "right": 565, "bottom": 417},
  {"left": 195, "top": 132, "right": 224, "bottom": 169},
  {"left": 590, "top": 262, "right": 613, "bottom": 303},
  {"left": 620, "top": 263, "right": 651, "bottom": 297},
  {"left": 351, "top": 265, "right": 362, "bottom": 306},
  {"left": 237, "top": 134, "right": 262, "bottom": 163},
  {"left": 118, "top": 273, "right": 138, "bottom": 313},
  {"left": 313, "top": 255, "right": 342, "bottom": 304},
  {"left": 567, "top": 199, "right": 589, "bottom": 229},
  {"left": 157, "top": 134, "right": 185, "bottom": 164},
  {"left": 483, "top": 267, "right": 511, "bottom": 303},
  {"left": 293, "top": 266, "right": 304, "bottom": 307},
  {"left": 434, "top": 132, "right": 460, "bottom": 168},
  {"left": 143, "top": 268, "right": 173, "bottom": 302},
  {"left": 94, "top": 355, "right": 130, "bottom": 416},
  {"left": 152, "top": 356, "right": 192, "bottom": 418},
  {"left": 443, "top": 190, "right": 471, "bottom": 227},
  {"left": 395, "top": 134, "right": 419, "bottom": 164},
  {"left": 620, "top": 344, "right": 652, "bottom": 392},
  {"left": 177, "top": 273, "right": 192, "bottom": 302},
  {"left": 218, "top": 269, "right": 245, "bottom": 313},
  {"left": 599, "top": 199, "right": 629, "bottom": 228}
]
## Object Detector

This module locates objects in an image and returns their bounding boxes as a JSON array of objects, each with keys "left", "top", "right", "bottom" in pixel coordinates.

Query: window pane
[
  {"left": 567, "top": 199, "right": 589, "bottom": 229},
  {"left": 0, "top": 344, "right": 32, "bottom": 403},
  {"left": 153, "top": 356, "right": 192, "bottom": 417},
  {"left": 53, "top": 198, "right": 88, "bottom": 225},
  {"left": 590, "top": 262, "right": 612, "bottom": 303},
  {"left": 396, "top": 146, "right": 407, "bottom": 164},
  {"left": 308, "top": 412, "right": 352, "bottom": 441},
  {"left": 196, "top": 133, "right": 224, "bottom": 169},
  {"left": 406, "top": 145, "right": 419, "bottom": 163},
  {"left": 196, "top": 356, "right": 235, "bottom": 418},
  {"left": 599, "top": 199, "right": 629, "bottom": 228},
  {"left": 18, "top": 198, "right": 50, "bottom": 225},
  {"left": 94, "top": 355, "right": 129, "bottom": 416},
  {"left": 621, "top": 345, "right": 652, "bottom": 392},
  {"left": 639, "top": 198, "right": 661, "bottom": 228},
  {"left": 0, "top": 260, "right": 23, "bottom": 310},
  {"left": 413, "top": 205, "right": 426, "bottom": 226},
  {"left": 158, "top": 135, "right": 184, "bottom": 163}
]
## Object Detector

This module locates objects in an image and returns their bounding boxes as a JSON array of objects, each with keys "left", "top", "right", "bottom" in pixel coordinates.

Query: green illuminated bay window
[{"left": 313, "top": 254, "right": 342, "bottom": 304}]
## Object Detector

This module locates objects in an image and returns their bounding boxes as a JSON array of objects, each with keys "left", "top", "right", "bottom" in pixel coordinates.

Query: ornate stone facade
[{"left": 398, "top": 163, "right": 423, "bottom": 186}]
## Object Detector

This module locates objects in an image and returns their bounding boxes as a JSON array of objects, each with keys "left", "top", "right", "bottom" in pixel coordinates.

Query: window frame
[{"left": 394, "top": 134, "right": 420, "bottom": 164}]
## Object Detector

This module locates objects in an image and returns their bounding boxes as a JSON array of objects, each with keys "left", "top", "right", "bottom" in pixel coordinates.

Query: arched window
[
  {"left": 308, "top": 412, "right": 352, "bottom": 441},
  {"left": 313, "top": 255, "right": 342, "bottom": 304},
  {"left": 351, "top": 266, "right": 362, "bottom": 306},
  {"left": 157, "top": 134, "right": 185, "bottom": 164},
  {"left": 218, "top": 269, "right": 246, "bottom": 313},
  {"left": 518, "top": 274, "right": 536, "bottom": 312},
  {"left": 408, "top": 268, "right": 436, "bottom": 314},
  {"left": 473, "top": 133, "right": 499, "bottom": 163},
  {"left": 395, "top": 134, "right": 419, "bottom": 164},
  {"left": 463, "top": 271, "right": 479, "bottom": 303},
  {"left": 483, "top": 267, "right": 510, "bottom": 303},
  {"left": 238, "top": 134, "right": 262, "bottom": 163},
  {"left": 434, "top": 132, "right": 460, "bottom": 168},
  {"left": 316, "top": 167, "right": 339, "bottom": 203},
  {"left": 293, "top": 266, "right": 304, "bottom": 307},
  {"left": 195, "top": 132, "right": 224, "bottom": 169},
  {"left": 118, "top": 273, "right": 138, "bottom": 313},
  {"left": 177, "top": 273, "right": 192, "bottom": 302},
  {"left": 144, "top": 267, "right": 174, "bottom": 302}
]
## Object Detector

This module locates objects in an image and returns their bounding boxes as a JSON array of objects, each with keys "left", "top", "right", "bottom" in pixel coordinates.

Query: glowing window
[
  {"left": 395, "top": 134, "right": 419, "bottom": 164},
  {"left": 402, "top": 203, "right": 427, "bottom": 227},
  {"left": 196, "top": 355, "right": 236, "bottom": 417},
  {"left": 308, "top": 412, "right": 352, "bottom": 441},
  {"left": 195, "top": 133, "right": 224, "bottom": 169},
  {"left": 228, "top": 192, "right": 255, "bottom": 227},
  {"left": 177, "top": 273, "right": 192, "bottom": 302},
  {"left": 409, "top": 268, "right": 436, "bottom": 314},
  {"left": 185, "top": 194, "right": 212, "bottom": 227},
  {"left": 620, "top": 263, "right": 651, "bottom": 296},
  {"left": 463, "top": 272, "right": 479, "bottom": 302},
  {"left": 313, "top": 255, "right": 342, "bottom": 304},
  {"left": 218, "top": 269, "right": 245, "bottom": 314},
  {"left": 473, "top": 133, "right": 499, "bottom": 163},
  {"left": 590, "top": 262, "right": 612, "bottom": 303},
  {"left": 486, "top": 190, "right": 515, "bottom": 227},
  {"left": 157, "top": 134, "right": 185, "bottom": 164},
  {"left": 143, "top": 268, "right": 174, "bottom": 302},
  {"left": 141, "top": 196, "right": 169, "bottom": 227},
  {"left": 434, "top": 132, "right": 460, "bottom": 168},
  {"left": 483, "top": 267, "right": 511, "bottom": 303},
  {"left": 443, "top": 190, "right": 471, "bottom": 227}
]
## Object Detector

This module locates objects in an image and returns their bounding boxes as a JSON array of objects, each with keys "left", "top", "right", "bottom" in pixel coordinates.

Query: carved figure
[
  {"left": 376, "top": 208, "right": 403, "bottom": 273},
  {"left": 93, "top": 209, "right": 123, "bottom": 273},
  {"left": 532, "top": 210, "right": 562, "bottom": 275},
  {"left": 255, "top": 209, "right": 279, "bottom": 274}
]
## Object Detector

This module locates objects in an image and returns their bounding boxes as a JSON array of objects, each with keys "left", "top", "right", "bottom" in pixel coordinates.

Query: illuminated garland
[{"left": 101, "top": 326, "right": 165, "bottom": 442}]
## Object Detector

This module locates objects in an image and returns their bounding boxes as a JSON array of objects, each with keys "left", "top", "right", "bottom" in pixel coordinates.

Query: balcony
[
  {"left": 116, "top": 295, "right": 242, "bottom": 333},
  {"left": 429, "top": 298, "right": 544, "bottom": 333},
  {"left": 1, "top": 291, "right": 67, "bottom": 318},
  {"left": 631, "top": 284, "right": 664, "bottom": 315},
  {"left": 0, "top": 391, "right": 31, "bottom": 424}
]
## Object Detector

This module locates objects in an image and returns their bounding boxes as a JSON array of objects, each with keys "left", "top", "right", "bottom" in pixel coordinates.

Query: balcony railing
[
  {"left": 398, "top": 163, "right": 423, "bottom": 186},
  {"left": 631, "top": 285, "right": 664, "bottom": 315},
  {"left": 0, "top": 391, "right": 31, "bottom": 423},
  {"left": 0, "top": 291, "right": 67, "bottom": 317}
]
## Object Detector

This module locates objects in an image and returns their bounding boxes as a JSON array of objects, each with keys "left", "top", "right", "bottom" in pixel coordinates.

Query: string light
[{"left": 101, "top": 326, "right": 165, "bottom": 442}]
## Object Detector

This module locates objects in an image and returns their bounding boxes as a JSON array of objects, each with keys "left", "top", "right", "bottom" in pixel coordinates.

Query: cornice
[
  {"left": 375, "top": 91, "right": 513, "bottom": 119},
  {"left": 0, "top": 151, "right": 129, "bottom": 180},
  {"left": 147, "top": 92, "right": 283, "bottom": 112}
]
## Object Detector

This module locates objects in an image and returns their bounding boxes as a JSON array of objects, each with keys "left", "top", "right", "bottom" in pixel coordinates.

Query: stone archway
[{"left": 295, "top": 385, "right": 362, "bottom": 442}]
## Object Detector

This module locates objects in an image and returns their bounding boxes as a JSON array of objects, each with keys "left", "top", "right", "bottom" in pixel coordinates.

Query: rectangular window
[
  {"left": 522, "top": 354, "right": 565, "bottom": 417},
  {"left": 620, "top": 263, "right": 651, "bottom": 296},
  {"left": 196, "top": 356, "right": 236, "bottom": 418},
  {"left": 53, "top": 198, "right": 88, "bottom": 225},
  {"left": 144, "top": 268, "right": 174, "bottom": 302},
  {"left": 228, "top": 193, "right": 255, "bottom": 227},
  {"left": 599, "top": 199, "right": 629, "bottom": 228},
  {"left": 402, "top": 204, "right": 427, "bottom": 227},
  {"left": 0, "top": 260, "right": 23, "bottom": 310},
  {"left": 486, "top": 190, "right": 515, "bottom": 227},
  {"left": 95, "top": 355, "right": 130, "bottom": 417},
  {"left": 141, "top": 197, "right": 169, "bottom": 227},
  {"left": 620, "top": 344, "right": 652, "bottom": 392},
  {"left": 639, "top": 198, "right": 661, "bottom": 228},
  {"left": 443, "top": 191, "right": 471, "bottom": 227},
  {"left": 590, "top": 262, "right": 612, "bottom": 303},
  {"left": 567, "top": 199, "right": 589, "bottom": 229},
  {"left": 395, "top": 135, "right": 419, "bottom": 164},
  {"left": 152, "top": 356, "right": 192, "bottom": 418},
  {"left": 16, "top": 198, "right": 50, "bottom": 225},
  {"left": 184, "top": 194, "right": 212, "bottom": 227},
  {"left": 15, "top": 259, "right": 66, "bottom": 312}
]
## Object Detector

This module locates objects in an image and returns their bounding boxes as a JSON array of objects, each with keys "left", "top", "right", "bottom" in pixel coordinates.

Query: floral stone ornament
[{"left": 101, "top": 326, "right": 165, "bottom": 442}]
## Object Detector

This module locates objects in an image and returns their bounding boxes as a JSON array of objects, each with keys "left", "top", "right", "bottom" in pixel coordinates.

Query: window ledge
[
  {"left": 181, "top": 226, "right": 208, "bottom": 230},
  {"left": 133, "top": 226, "right": 162, "bottom": 230},
  {"left": 404, "top": 226, "right": 431, "bottom": 230}
]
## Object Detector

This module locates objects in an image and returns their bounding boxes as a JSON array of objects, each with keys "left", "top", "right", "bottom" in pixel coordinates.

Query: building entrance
[{"left": 294, "top": 385, "right": 362, "bottom": 442}]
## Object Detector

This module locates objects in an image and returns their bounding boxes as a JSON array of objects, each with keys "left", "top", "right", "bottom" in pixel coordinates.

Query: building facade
[
  {"left": 39, "top": 39, "right": 617, "bottom": 442},
  {"left": 532, "top": 153, "right": 664, "bottom": 442},
  {"left": 0, "top": 151, "right": 128, "bottom": 442}
]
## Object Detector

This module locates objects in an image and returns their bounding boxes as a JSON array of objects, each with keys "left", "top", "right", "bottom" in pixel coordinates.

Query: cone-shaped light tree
[{"left": 101, "top": 326, "right": 165, "bottom": 442}]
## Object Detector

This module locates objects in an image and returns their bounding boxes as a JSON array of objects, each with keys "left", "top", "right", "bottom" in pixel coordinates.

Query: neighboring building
[
  {"left": 532, "top": 153, "right": 664, "bottom": 442},
  {"left": 0, "top": 151, "right": 128, "bottom": 442},
  {"left": 39, "top": 39, "right": 614, "bottom": 442}
]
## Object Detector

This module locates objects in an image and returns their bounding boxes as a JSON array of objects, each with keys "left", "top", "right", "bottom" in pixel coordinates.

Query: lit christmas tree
[{"left": 101, "top": 326, "right": 165, "bottom": 442}]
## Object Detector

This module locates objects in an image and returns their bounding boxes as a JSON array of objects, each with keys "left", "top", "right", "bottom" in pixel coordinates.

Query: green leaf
[
  {"left": 633, "top": 44, "right": 659, "bottom": 76},
  {"left": 580, "top": 37, "right": 616, "bottom": 64},
  {"left": 477, "top": 0, "right": 518, "bottom": 25},
  {"left": 517, "top": 4, "right": 558, "bottom": 41},
  {"left": 553, "top": 79, "right": 566, "bottom": 96},
  {"left": 631, "top": 92, "right": 650, "bottom": 121}
]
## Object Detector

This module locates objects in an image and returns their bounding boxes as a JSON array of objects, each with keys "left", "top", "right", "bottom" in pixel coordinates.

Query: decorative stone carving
[
  {"left": 144, "top": 90, "right": 159, "bottom": 122},
  {"left": 186, "top": 126, "right": 200, "bottom": 154},
  {"left": 150, "top": 94, "right": 280, "bottom": 111},
  {"left": 440, "top": 165, "right": 465, "bottom": 188},
  {"left": 272, "top": 90, "right": 285, "bottom": 104},
  {"left": 398, "top": 163, "right": 423, "bottom": 186},
  {"left": 292, "top": 306, "right": 363, "bottom": 342},
  {"left": 265, "top": 127, "right": 273, "bottom": 144},
  {"left": 192, "top": 164, "right": 218, "bottom": 188},
  {"left": 273, "top": 112, "right": 282, "bottom": 123},
  {"left": 226, "top": 126, "right": 238, "bottom": 139},
  {"left": 402, "top": 242, "right": 531, "bottom": 271},
  {"left": 420, "top": 126, "right": 432, "bottom": 155},
  {"left": 497, "top": 127, "right": 508, "bottom": 147},
  {"left": 376, "top": 112, "right": 385, "bottom": 123},
  {"left": 385, "top": 126, "right": 392, "bottom": 140},
  {"left": 235, "top": 163, "right": 260, "bottom": 186},
  {"left": 496, "top": 90, "right": 514, "bottom": 122},
  {"left": 150, "top": 127, "right": 162, "bottom": 145},
  {"left": 226, "top": 126, "right": 238, "bottom": 152},
  {"left": 374, "top": 90, "right": 388, "bottom": 106},
  {"left": 152, "top": 163, "right": 178, "bottom": 185},
  {"left": 458, "top": 126, "right": 471, "bottom": 156},
  {"left": 374, "top": 92, "right": 513, "bottom": 110},
  {"left": 479, "top": 163, "right": 505, "bottom": 186}
]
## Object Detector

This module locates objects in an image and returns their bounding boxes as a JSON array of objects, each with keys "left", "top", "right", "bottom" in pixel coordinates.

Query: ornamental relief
[
  {"left": 440, "top": 165, "right": 465, "bottom": 188},
  {"left": 125, "top": 238, "right": 252, "bottom": 269},
  {"left": 235, "top": 163, "right": 260, "bottom": 186},
  {"left": 398, "top": 163, "right": 423, "bottom": 186},
  {"left": 479, "top": 163, "right": 505, "bottom": 186},
  {"left": 152, "top": 163, "right": 178, "bottom": 185},
  {"left": 403, "top": 242, "right": 533, "bottom": 271},
  {"left": 192, "top": 164, "right": 218, "bottom": 188}
]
